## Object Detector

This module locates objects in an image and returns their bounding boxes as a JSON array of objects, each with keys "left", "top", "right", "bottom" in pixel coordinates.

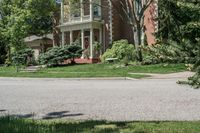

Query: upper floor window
[
  {"left": 70, "top": 0, "right": 81, "bottom": 17},
  {"left": 93, "top": 0, "right": 101, "bottom": 17}
]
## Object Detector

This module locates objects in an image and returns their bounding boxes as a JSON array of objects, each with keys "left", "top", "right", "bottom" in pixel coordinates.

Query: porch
[{"left": 59, "top": 0, "right": 104, "bottom": 63}]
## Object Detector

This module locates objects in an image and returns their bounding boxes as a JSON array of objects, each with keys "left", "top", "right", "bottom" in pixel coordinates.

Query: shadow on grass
[
  {"left": 0, "top": 116, "right": 125, "bottom": 133},
  {"left": 1, "top": 115, "right": 200, "bottom": 133},
  {"left": 49, "top": 63, "right": 89, "bottom": 68},
  {"left": 10, "top": 114, "right": 35, "bottom": 119}
]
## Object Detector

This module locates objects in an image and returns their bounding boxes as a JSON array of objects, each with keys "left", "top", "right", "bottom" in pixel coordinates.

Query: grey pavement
[{"left": 0, "top": 73, "right": 200, "bottom": 121}]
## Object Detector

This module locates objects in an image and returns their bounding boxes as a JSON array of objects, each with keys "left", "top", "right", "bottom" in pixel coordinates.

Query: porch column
[
  {"left": 90, "top": 0, "right": 93, "bottom": 21},
  {"left": 99, "top": 27, "right": 102, "bottom": 55},
  {"left": 81, "top": 29, "right": 85, "bottom": 58},
  {"left": 70, "top": 31, "right": 73, "bottom": 44},
  {"left": 99, "top": 27, "right": 102, "bottom": 45},
  {"left": 62, "top": 32, "right": 65, "bottom": 47},
  {"left": 61, "top": 0, "right": 64, "bottom": 24},
  {"left": 90, "top": 28, "right": 94, "bottom": 58},
  {"left": 99, "top": 0, "right": 102, "bottom": 18},
  {"left": 80, "top": 0, "right": 84, "bottom": 21}
]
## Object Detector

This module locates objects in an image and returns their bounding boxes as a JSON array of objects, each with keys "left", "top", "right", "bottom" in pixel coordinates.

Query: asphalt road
[{"left": 0, "top": 76, "right": 200, "bottom": 121}]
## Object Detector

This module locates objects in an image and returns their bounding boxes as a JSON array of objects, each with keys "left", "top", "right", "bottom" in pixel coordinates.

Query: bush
[
  {"left": 12, "top": 48, "right": 34, "bottom": 66},
  {"left": 101, "top": 40, "right": 136, "bottom": 63},
  {"left": 39, "top": 45, "right": 83, "bottom": 66},
  {"left": 185, "top": 43, "right": 200, "bottom": 88},
  {"left": 187, "top": 67, "right": 200, "bottom": 89},
  {"left": 142, "top": 40, "right": 199, "bottom": 65}
]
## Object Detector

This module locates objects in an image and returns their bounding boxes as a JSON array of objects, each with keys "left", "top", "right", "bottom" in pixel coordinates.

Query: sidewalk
[{"left": 129, "top": 71, "right": 194, "bottom": 80}]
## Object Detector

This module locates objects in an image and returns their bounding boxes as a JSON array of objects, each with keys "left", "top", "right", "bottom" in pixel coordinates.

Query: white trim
[
  {"left": 99, "top": 27, "right": 102, "bottom": 45},
  {"left": 62, "top": 32, "right": 65, "bottom": 46},
  {"left": 61, "top": 0, "right": 64, "bottom": 24},
  {"left": 81, "top": 29, "right": 85, "bottom": 58},
  {"left": 80, "top": 0, "right": 84, "bottom": 22},
  {"left": 70, "top": 31, "right": 73, "bottom": 44},
  {"left": 90, "top": 0, "right": 93, "bottom": 21},
  {"left": 90, "top": 28, "right": 94, "bottom": 58},
  {"left": 59, "top": 21, "right": 103, "bottom": 32},
  {"left": 108, "top": 0, "right": 113, "bottom": 44}
]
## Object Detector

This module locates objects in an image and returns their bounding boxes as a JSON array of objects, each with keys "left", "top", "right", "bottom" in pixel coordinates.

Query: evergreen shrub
[{"left": 39, "top": 45, "right": 82, "bottom": 66}]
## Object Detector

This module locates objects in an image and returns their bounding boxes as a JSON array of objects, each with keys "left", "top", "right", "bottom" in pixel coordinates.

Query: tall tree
[
  {"left": 26, "top": 0, "right": 57, "bottom": 36},
  {"left": 0, "top": 0, "right": 58, "bottom": 63},
  {"left": 113, "top": 0, "right": 155, "bottom": 61},
  {"left": 157, "top": 0, "right": 200, "bottom": 43}
]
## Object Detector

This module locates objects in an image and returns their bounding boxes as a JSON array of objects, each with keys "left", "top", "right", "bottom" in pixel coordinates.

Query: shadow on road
[
  {"left": 42, "top": 111, "right": 84, "bottom": 119},
  {"left": 0, "top": 110, "right": 84, "bottom": 120}
]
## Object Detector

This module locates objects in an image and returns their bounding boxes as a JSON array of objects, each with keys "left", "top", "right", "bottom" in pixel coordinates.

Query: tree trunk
[
  {"left": 133, "top": 25, "right": 143, "bottom": 62},
  {"left": 52, "top": 12, "right": 60, "bottom": 47}
]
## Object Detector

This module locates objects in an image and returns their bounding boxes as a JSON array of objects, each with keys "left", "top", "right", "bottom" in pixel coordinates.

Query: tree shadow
[
  {"left": 10, "top": 113, "right": 35, "bottom": 119},
  {"left": 0, "top": 110, "right": 84, "bottom": 120},
  {"left": 42, "top": 111, "right": 84, "bottom": 120}
]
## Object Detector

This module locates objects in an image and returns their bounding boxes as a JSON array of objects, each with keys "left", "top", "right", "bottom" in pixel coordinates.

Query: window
[
  {"left": 93, "top": 0, "right": 101, "bottom": 17},
  {"left": 70, "top": 0, "right": 81, "bottom": 18}
]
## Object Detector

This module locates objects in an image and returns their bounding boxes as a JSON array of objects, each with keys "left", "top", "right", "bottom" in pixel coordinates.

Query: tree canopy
[{"left": 0, "top": 0, "right": 58, "bottom": 63}]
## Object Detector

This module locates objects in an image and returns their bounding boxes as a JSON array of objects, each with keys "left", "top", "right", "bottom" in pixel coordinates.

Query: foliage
[
  {"left": 157, "top": 0, "right": 200, "bottom": 43},
  {"left": 0, "top": 0, "right": 57, "bottom": 63},
  {"left": 0, "top": 25, "right": 7, "bottom": 64},
  {"left": 142, "top": 40, "right": 199, "bottom": 65},
  {"left": 114, "top": 0, "right": 154, "bottom": 61},
  {"left": 39, "top": 45, "right": 82, "bottom": 66},
  {"left": 187, "top": 67, "right": 200, "bottom": 89},
  {"left": 0, "top": 44, "right": 7, "bottom": 64},
  {"left": 178, "top": 42, "right": 200, "bottom": 88},
  {"left": 0, "top": 0, "right": 30, "bottom": 51},
  {"left": 26, "top": 0, "right": 57, "bottom": 36},
  {"left": 155, "top": 0, "right": 200, "bottom": 88},
  {"left": 12, "top": 48, "right": 34, "bottom": 66},
  {"left": 101, "top": 40, "right": 136, "bottom": 63},
  {"left": 94, "top": 41, "right": 102, "bottom": 57}
]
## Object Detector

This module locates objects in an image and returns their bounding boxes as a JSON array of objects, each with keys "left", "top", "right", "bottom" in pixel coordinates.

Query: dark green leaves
[{"left": 39, "top": 45, "right": 83, "bottom": 66}]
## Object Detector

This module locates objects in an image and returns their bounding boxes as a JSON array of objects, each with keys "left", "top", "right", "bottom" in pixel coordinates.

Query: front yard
[
  {"left": 0, "top": 63, "right": 187, "bottom": 78},
  {"left": 0, "top": 116, "right": 200, "bottom": 133}
]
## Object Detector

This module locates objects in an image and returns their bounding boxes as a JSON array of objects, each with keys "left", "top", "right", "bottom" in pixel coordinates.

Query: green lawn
[
  {"left": 0, "top": 63, "right": 187, "bottom": 78},
  {"left": 0, "top": 116, "right": 200, "bottom": 133}
]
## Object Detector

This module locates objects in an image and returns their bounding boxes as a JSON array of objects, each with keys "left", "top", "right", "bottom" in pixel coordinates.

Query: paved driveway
[{"left": 0, "top": 74, "right": 200, "bottom": 121}]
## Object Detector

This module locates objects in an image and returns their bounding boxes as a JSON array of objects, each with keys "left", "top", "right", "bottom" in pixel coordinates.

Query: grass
[
  {"left": 0, "top": 63, "right": 187, "bottom": 78},
  {"left": 0, "top": 116, "right": 200, "bottom": 133}
]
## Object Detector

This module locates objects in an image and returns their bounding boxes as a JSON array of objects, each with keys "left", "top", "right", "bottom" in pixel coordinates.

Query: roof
[{"left": 24, "top": 34, "right": 53, "bottom": 43}]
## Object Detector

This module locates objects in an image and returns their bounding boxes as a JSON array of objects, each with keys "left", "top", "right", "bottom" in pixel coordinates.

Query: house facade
[
  {"left": 25, "top": 34, "right": 53, "bottom": 60},
  {"left": 58, "top": 0, "right": 158, "bottom": 63}
]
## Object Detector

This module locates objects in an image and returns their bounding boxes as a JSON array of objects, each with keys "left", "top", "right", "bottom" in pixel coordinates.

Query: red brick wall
[
  {"left": 101, "top": 0, "right": 157, "bottom": 46},
  {"left": 144, "top": 1, "right": 157, "bottom": 45}
]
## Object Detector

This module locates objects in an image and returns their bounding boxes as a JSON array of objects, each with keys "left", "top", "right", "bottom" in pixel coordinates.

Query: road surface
[{"left": 0, "top": 74, "right": 200, "bottom": 121}]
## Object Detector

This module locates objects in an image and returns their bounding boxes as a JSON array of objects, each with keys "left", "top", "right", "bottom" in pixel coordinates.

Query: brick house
[{"left": 58, "top": 0, "right": 158, "bottom": 63}]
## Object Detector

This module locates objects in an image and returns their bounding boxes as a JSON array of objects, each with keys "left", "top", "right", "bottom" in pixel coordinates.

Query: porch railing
[{"left": 62, "top": 15, "right": 101, "bottom": 24}]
